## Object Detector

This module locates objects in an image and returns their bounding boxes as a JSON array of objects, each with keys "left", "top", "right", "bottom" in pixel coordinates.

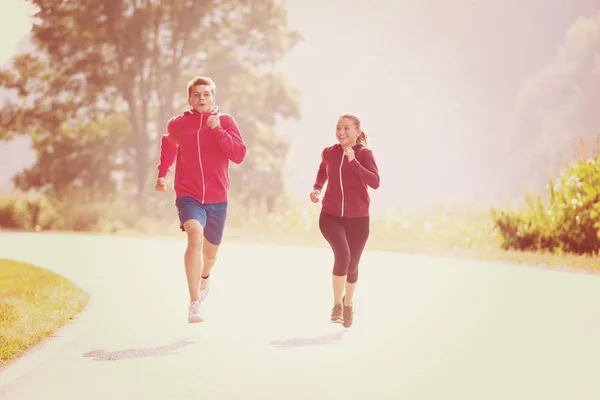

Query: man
[{"left": 155, "top": 76, "right": 246, "bottom": 323}]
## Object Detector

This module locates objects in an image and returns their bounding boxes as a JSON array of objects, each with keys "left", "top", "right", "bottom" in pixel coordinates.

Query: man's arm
[
  {"left": 212, "top": 115, "right": 246, "bottom": 164},
  {"left": 157, "top": 119, "right": 178, "bottom": 179},
  {"left": 348, "top": 148, "right": 380, "bottom": 189}
]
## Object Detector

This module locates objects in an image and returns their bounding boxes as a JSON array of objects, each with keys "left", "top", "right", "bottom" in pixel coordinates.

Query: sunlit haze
[
  {"left": 1, "top": 0, "right": 599, "bottom": 212},
  {"left": 2, "top": 3, "right": 600, "bottom": 396}
]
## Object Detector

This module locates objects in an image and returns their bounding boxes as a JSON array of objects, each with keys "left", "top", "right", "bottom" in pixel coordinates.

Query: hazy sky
[
  {"left": 1, "top": 0, "right": 599, "bottom": 211},
  {"left": 279, "top": 0, "right": 600, "bottom": 209},
  {"left": 0, "top": 0, "right": 32, "bottom": 62}
]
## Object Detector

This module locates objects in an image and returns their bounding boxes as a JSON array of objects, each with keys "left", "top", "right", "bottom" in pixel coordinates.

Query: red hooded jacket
[
  {"left": 157, "top": 108, "right": 246, "bottom": 204},
  {"left": 313, "top": 143, "right": 380, "bottom": 218}
]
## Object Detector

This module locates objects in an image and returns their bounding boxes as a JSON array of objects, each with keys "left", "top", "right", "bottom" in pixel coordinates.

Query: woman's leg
[
  {"left": 319, "top": 211, "right": 351, "bottom": 322},
  {"left": 341, "top": 216, "right": 370, "bottom": 327}
]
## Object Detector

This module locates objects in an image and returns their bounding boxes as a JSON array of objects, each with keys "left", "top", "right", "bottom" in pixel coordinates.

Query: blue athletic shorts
[{"left": 175, "top": 196, "right": 228, "bottom": 245}]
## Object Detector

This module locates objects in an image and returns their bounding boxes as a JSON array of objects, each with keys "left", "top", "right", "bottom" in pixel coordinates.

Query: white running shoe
[
  {"left": 200, "top": 276, "right": 211, "bottom": 301},
  {"left": 188, "top": 300, "right": 204, "bottom": 323}
]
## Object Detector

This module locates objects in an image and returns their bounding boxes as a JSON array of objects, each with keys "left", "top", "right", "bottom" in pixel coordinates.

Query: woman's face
[{"left": 336, "top": 117, "right": 360, "bottom": 147}]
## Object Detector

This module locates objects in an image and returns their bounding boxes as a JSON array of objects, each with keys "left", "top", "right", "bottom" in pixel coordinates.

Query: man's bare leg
[
  {"left": 201, "top": 238, "right": 220, "bottom": 278},
  {"left": 199, "top": 238, "right": 219, "bottom": 301},
  {"left": 183, "top": 219, "right": 204, "bottom": 303}
]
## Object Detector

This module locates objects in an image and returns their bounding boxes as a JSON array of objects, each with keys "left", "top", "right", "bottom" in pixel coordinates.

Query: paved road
[{"left": 1, "top": 232, "right": 600, "bottom": 399}]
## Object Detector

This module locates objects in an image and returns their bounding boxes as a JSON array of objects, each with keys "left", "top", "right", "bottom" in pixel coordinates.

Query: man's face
[{"left": 188, "top": 84, "right": 214, "bottom": 114}]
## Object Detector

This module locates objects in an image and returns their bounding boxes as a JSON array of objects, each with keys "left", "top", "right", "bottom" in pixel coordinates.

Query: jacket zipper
[
  {"left": 339, "top": 150, "right": 345, "bottom": 217},
  {"left": 196, "top": 116, "right": 206, "bottom": 203}
]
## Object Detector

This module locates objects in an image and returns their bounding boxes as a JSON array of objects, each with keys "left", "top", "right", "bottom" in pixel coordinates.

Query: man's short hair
[{"left": 187, "top": 76, "right": 216, "bottom": 97}]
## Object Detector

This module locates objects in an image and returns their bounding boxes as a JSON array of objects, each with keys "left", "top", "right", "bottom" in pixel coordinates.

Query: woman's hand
[{"left": 309, "top": 189, "right": 321, "bottom": 203}]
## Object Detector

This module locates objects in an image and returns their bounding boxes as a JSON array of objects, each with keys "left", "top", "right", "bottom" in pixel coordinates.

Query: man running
[{"left": 155, "top": 76, "right": 246, "bottom": 323}]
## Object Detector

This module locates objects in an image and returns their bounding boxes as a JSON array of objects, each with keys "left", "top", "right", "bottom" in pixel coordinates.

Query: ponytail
[{"left": 358, "top": 130, "right": 368, "bottom": 145}]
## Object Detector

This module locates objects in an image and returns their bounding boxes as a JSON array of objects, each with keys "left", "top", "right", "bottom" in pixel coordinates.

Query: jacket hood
[
  {"left": 184, "top": 107, "right": 220, "bottom": 116},
  {"left": 336, "top": 142, "right": 365, "bottom": 151}
]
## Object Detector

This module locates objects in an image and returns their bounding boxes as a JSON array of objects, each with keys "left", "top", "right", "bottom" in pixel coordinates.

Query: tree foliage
[
  {"left": 515, "top": 12, "right": 600, "bottom": 179},
  {"left": 1, "top": 0, "right": 301, "bottom": 208}
]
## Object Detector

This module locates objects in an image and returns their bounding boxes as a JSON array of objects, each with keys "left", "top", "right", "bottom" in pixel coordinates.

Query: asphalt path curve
[{"left": 1, "top": 232, "right": 600, "bottom": 399}]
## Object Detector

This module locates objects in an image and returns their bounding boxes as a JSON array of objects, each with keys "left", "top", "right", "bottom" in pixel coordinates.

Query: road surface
[{"left": 1, "top": 232, "right": 600, "bottom": 399}]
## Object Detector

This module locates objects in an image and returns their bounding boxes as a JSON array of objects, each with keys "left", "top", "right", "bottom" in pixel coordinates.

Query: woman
[{"left": 310, "top": 113, "right": 380, "bottom": 328}]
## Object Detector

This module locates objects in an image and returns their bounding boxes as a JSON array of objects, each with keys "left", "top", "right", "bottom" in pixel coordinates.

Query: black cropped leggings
[{"left": 318, "top": 210, "right": 370, "bottom": 284}]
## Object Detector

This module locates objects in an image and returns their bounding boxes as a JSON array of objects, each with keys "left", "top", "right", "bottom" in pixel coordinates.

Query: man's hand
[
  {"left": 207, "top": 115, "right": 220, "bottom": 129},
  {"left": 344, "top": 147, "right": 355, "bottom": 162},
  {"left": 155, "top": 177, "right": 166, "bottom": 192},
  {"left": 309, "top": 189, "right": 321, "bottom": 203}
]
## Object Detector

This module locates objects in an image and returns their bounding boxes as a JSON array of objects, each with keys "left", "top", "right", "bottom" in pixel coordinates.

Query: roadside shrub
[
  {"left": 0, "top": 194, "right": 61, "bottom": 230},
  {"left": 492, "top": 157, "right": 600, "bottom": 255}
]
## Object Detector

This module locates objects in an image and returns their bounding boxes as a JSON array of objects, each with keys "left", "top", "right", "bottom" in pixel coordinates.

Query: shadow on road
[
  {"left": 269, "top": 330, "right": 346, "bottom": 348},
  {"left": 82, "top": 338, "right": 195, "bottom": 361}
]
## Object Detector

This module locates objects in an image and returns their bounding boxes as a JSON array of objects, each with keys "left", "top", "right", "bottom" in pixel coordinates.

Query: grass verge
[
  {"left": 224, "top": 229, "right": 600, "bottom": 274},
  {"left": 0, "top": 259, "right": 90, "bottom": 367}
]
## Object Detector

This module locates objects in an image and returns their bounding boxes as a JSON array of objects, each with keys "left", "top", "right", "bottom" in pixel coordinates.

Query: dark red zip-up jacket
[
  {"left": 313, "top": 143, "right": 380, "bottom": 218},
  {"left": 157, "top": 108, "right": 246, "bottom": 204}
]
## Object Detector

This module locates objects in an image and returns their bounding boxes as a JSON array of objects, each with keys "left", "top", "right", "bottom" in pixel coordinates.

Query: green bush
[
  {"left": 0, "top": 196, "right": 21, "bottom": 229},
  {"left": 0, "top": 195, "right": 61, "bottom": 231},
  {"left": 60, "top": 200, "right": 139, "bottom": 233},
  {"left": 492, "top": 157, "right": 600, "bottom": 255},
  {"left": 1, "top": 189, "right": 500, "bottom": 254},
  {"left": 0, "top": 194, "right": 139, "bottom": 233}
]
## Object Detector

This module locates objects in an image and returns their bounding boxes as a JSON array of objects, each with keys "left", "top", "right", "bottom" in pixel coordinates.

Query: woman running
[{"left": 310, "top": 113, "right": 381, "bottom": 328}]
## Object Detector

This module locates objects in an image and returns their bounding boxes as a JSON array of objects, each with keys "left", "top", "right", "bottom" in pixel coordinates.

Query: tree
[
  {"left": 514, "top": 12, "right": 600, "bottom": 185},
  {"left": 12, "top": 114, "right": 128, "bottom": 204},
  {"left": 1, "top": 0, "right": 301, "bottom": 209},
  {"left": 0, "top": 53, "right": 127, "bottom": 202}
]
